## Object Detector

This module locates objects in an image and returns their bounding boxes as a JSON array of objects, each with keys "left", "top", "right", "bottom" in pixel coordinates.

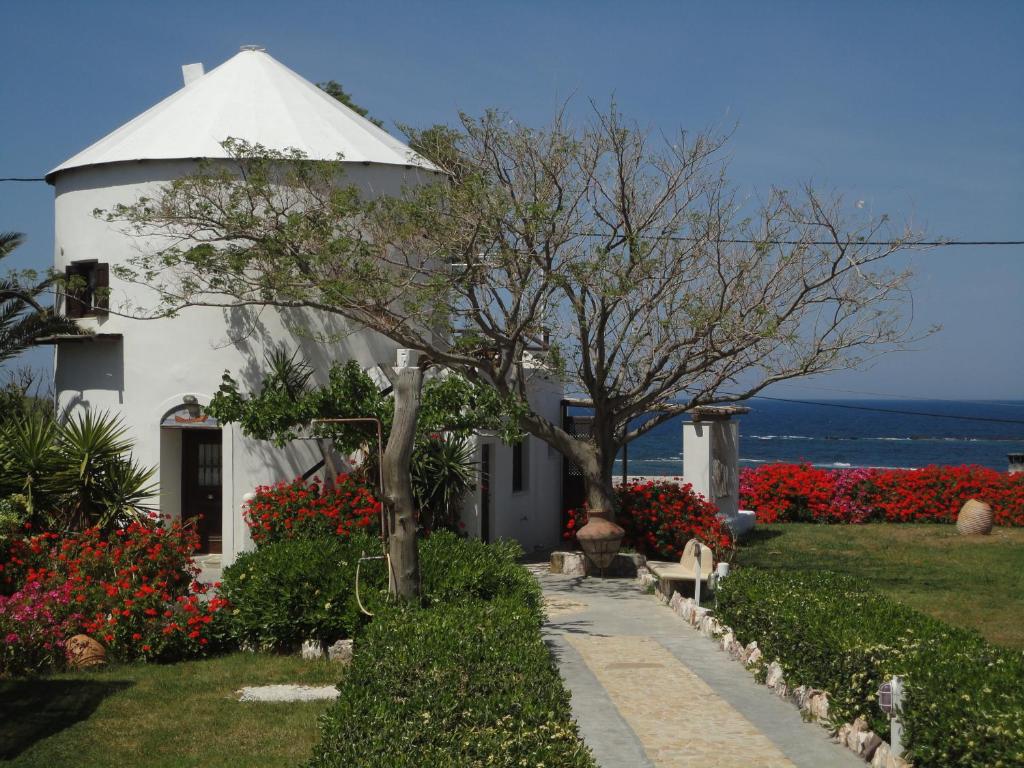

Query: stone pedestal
[{"left": 550, "top": 551, "right": 645, "bottom": 578}]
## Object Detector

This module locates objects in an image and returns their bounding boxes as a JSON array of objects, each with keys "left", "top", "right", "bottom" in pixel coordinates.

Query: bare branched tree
[{"left": 105, "top": 107, "right": 927, "bottom": 567}]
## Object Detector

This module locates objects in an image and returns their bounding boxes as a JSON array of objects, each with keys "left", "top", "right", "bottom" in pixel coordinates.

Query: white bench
[{"left": 645, "top": 539, "right": 714, "bottom": 602}]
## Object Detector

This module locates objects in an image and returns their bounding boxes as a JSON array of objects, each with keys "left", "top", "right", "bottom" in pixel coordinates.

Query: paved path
[{"left": 537, "top": 569, "right": 861, "bottom": 768}]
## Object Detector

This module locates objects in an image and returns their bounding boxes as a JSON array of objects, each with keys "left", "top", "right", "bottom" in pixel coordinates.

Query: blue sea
[{"left": 614, "top": 399, "right": 1024, "bottom": 476}]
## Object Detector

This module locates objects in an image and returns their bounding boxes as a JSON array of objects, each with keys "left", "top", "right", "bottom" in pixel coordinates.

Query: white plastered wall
[
  {"left": 52, "top": 159, "right": 434, "bottom": 565},
  {"left": 459, "top": 370, "right": 564, "bottom": 552}
]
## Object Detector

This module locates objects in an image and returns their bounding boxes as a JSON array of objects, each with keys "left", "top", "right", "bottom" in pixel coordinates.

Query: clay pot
[
  {"left": 576, "top": 515, "right": 625, "bottom": 570},
  {"left": 956, "top": 498, "right": 994, "bottom": 535},
  {"left": 66, "top": 634, "right": 107, "bottom": 669}
]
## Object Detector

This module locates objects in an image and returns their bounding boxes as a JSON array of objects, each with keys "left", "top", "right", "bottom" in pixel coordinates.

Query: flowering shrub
[
  {"left": 870, "top": 465, "right": 1024, "bottom": 526},
  {"left": 0, "top": 581, "right": 81, "bottom": 676},
  {"left": 564, "top": 480, "right": 733, "bottom": 559},
  {"left": 740, "top": 463, "right": 1024, "bottom": 526},
  {"left": 243, "top": 474, "right": 382, "bottom": 548},
  {"left": 738, "top": 463, "right": 836, "bottom": 523},
  {"left": 1, "top": 521, "right": 227, "bottom": 674}
]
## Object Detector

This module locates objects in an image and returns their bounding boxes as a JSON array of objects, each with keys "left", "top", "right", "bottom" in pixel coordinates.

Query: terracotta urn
[
  {"left": 576, "top": 514, "right": 625, "bottom": 571},
  {"left": 956, "top": 498, "right": 994, "bottom": 535}
]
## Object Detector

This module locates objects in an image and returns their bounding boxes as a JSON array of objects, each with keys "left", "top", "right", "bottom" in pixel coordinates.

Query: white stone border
[{"left": 635, "top": 566, "right": 911, "bottom": 768}]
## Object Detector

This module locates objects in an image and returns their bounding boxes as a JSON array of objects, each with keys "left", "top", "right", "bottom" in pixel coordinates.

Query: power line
[
  {"left": 2, "top": 175, "right": 1021, "bottom": 246},
  {"left": 748, "top": 395, "right": 1024, "bottom": 426},
  {"left": 571, "top": 230, "right": 1023, "bottom": 247},
  {"left": 767, "top": 383, "right": 1024, "bottom": 408},
  {"left": 3, "top": 175, "right": 1021, "bottom": 246}
]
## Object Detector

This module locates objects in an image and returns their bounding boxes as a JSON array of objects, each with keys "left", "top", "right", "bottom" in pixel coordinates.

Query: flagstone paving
[{"left": 536, "top": 568, "right": 862, "bottom": 768}]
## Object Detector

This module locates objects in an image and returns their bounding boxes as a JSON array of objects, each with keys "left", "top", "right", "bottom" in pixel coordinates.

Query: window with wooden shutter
[{"left": 64, "top": 261, "right": 109, "bottom": 318}]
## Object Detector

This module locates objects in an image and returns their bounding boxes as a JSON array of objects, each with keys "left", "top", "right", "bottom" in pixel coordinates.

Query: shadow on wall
[
  {"left": 222, "top": 304, "right": 396, "bottom": 392},
  {"left": 55, "top": 340, "right": 125, "bottom": 415},
  {"left": 218, "top": 305, "right": 397, "bottom": 492},
  {"left": 0, "top": 679, "right": 133, "bottom": 760}
]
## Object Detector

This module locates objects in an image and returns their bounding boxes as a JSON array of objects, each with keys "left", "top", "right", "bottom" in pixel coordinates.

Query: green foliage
[
  {"left": 399, "top": 122, "right": 470, "bottom": 180},
  {"left": 0, "top": 369, "right": 52, "bottom": 431},
  {"left": 208, "top": 355, "right": 390, "bottom": 454},
  {"left": 55, "top": 409, "right": 155, "bottom": 528},
  {"left": 0, "top": 414, "right": 62, "bottom": 519},
  {"left": 0, "top": 495, "right": 27, "bottom": 546},
  {"left": 208, "top": 354, "right": 520, "bottom": 532},
  {"left": 411, "top": 435, "right": 475, "bottom": 533},
  {"left": 0, "top": 232, "right": 84, "bottom": 366},
  {"left": 317, "top": 80, "right": 384, "bottom": 128},
  {"left": 0, "top": 410, "right": 156, "bottom": 530},
  {"left": 219, "top": 534, "right": 385, "bottom": 650},
  {"left": 208, "top": 353, "right": 519, "bottom": 450},
  {"left": 308, "top": 597, "right": 595, "bottom": 768},
  {"left": 419, "top": 531, "right": 541, "bottom": 617},
  {"left": 716, "top": 568, "right": 1024, "bottom": 767}
]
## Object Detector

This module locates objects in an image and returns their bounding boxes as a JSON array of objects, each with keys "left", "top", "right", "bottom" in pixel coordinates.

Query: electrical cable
[{"left": 747, "top": 395, "right": 1024, "bottom": 426}]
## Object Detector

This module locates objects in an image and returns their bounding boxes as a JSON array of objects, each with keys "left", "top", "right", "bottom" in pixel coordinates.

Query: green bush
[
  {"left": 716, "top": 568, "right": 1024, "bottom": 768},
  {"left": 419, "top": 531, "right": 541, "bottom": 616},
  {"left": 219, "top": 533, "right": 385, "bottom": 650},
  {"left": 308, "top": 597, "right": 595, "bottom": 768}
]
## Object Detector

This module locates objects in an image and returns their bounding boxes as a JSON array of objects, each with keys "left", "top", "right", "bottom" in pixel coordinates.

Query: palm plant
[
  {"left": 0, "top": 413, "right": 63, "bottom": 525},
  {"left": 0, "top": 406, "right": 157, "bottom": 531},
  {"left": 411, "top": 434, "right": 476, "bottom": 534},
  {"left": 94, "top": 454, "right": 158, "bottom": 529},
  {"left": 56, "top": 410, "right": 142, "bottom": 527},
  {"left": 0, "top": 232, "right": 83, "bottom": 364}
]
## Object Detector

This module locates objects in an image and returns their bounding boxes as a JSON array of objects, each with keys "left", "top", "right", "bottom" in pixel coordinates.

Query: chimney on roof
[{"left": 181, "top": 62, "right": 205, "bottom": 86}]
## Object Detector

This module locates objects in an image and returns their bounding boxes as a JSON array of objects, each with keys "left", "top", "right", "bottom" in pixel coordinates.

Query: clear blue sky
[{"left": 1, "top": 0, "right": 1021, "bottom": 399}]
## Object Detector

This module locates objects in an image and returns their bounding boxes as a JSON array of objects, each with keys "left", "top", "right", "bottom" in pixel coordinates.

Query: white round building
[{"left": 45, "top": 47, "right": 442, "bottom": 564}]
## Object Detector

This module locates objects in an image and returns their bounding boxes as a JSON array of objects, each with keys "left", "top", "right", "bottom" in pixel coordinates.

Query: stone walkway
[{"left": 537, "top": 569, "right": 862, "bottom": 768}]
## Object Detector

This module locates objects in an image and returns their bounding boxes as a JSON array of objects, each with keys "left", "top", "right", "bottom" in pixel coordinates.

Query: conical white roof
[{"left": 47, "top": 47, "right": 438, "bottom": 182}]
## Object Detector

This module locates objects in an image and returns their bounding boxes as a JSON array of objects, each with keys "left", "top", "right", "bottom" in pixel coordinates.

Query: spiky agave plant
[
  {"left": 55, "top": 410, "right": 156, "bottom": 529},
  {"left": 411, "top": 434, "right": 476, "bottom": 534},
  {"left": 0, "top": 413, "right": 63, "bottom": 526}
]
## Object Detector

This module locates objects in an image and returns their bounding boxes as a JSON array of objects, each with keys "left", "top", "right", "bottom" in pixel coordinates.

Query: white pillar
[{"left": 682, "top": 417, "right": 740, "bottom": 518}]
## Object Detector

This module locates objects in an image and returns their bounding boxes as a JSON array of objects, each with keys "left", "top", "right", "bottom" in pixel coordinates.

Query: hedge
[
  {"left": 716, "top": 569, "right": 1024, "bottom": 767},
  {"left": 419, "top": 531, "right": 541, "bottom": 617},
  {"left": 219, "top": 532, "right": 384, "bottom": 650},
  {"left": 308, "top": 597, "right": 596, "bottom": 768}
]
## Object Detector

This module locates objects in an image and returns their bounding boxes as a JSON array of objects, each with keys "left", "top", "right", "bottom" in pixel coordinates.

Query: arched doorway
[{"left": 160, "top": 402, "right": 223, "bottom": 554}]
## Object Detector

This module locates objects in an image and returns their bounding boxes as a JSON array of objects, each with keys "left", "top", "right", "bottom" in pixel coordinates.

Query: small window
[
  {"left": 512, "top": 437, "right": 529, "bottom": 493},
  {"left": 65, "top": 261, "right": 109, "bottom": 319}
]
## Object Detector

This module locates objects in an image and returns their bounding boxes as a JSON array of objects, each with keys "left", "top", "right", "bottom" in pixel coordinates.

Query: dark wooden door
[
  {"left": 480, "top": 443, "right": 491, "bottom": 543},
  {"left": 182, "top": 430, "right": 223, "bottom": 554}
]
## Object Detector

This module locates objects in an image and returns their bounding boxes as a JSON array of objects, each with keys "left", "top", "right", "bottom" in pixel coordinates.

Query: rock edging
[{"left": 634, "top": 566, "right": 910, "bottom": 768}]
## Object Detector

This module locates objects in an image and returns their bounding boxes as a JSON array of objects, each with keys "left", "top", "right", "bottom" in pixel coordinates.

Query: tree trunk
[
  {"left": 315, "top": 438, "right": 344, "bottom": 489},
  {"left": 581, "top": 427, "right": 620, "bottom": 521},
  {"left": 382, "top": 365, "right": 422, "bottom": 601},
  {"left": 568, "top": 434, "right": 625, "bottom": 569},
  {"left": 583, "top": 469, "right": 617, "bottom": 522}
]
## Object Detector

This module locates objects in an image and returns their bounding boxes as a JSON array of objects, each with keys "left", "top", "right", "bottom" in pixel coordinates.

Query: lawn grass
[
  {"left": 0, "top": 652, "right": 340, "bottom": 767},
  {"left": 733, "top": 523, "right": 1024, "bottom": 649}
]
